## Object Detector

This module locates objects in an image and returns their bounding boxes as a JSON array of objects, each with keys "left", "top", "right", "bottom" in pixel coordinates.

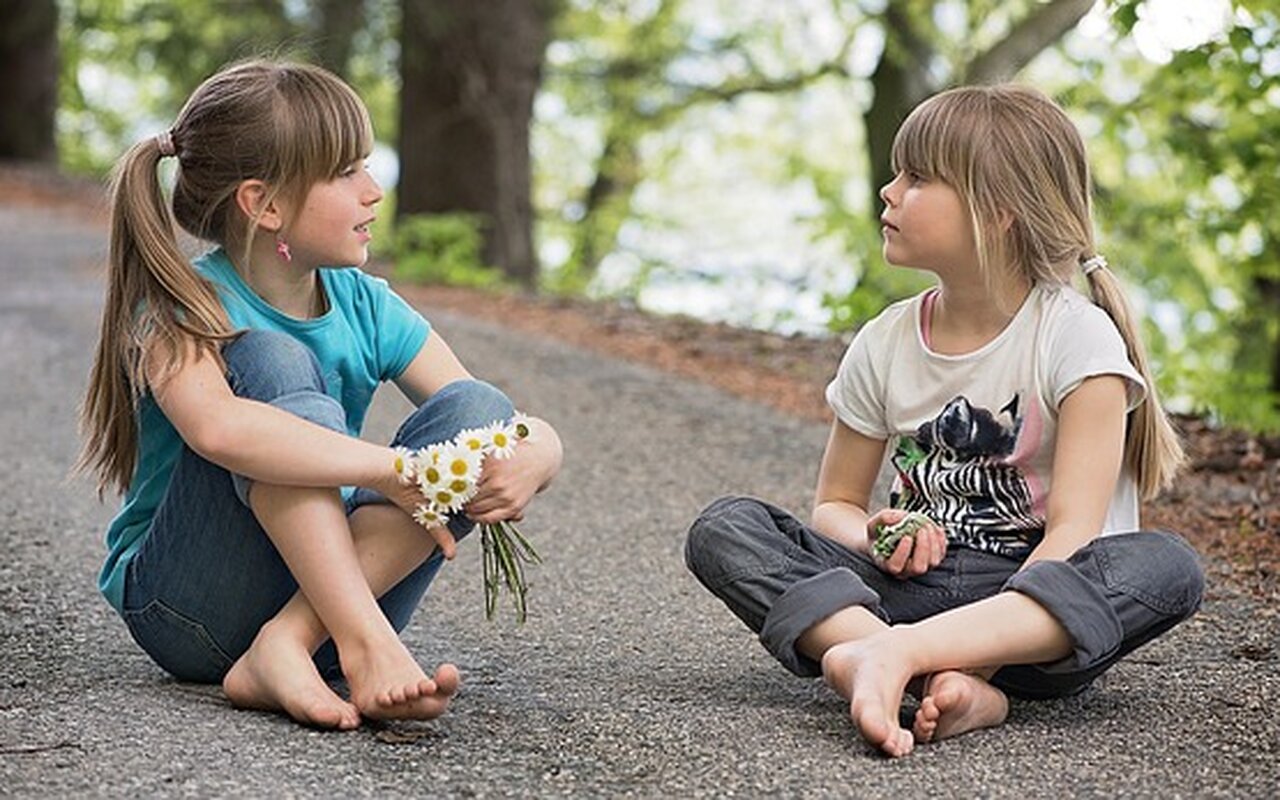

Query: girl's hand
[
  {"left": 376, "top": 450, "right": 459, "bottom": 560},
  {"left": 466, "top": 417, "right": 563, "bottom": 524},
  {"left": 465, "top": 450, "right": 543, "bottom": 524},
  {"left": 866, "top": 508, "right": 947, "bottom": 578}
]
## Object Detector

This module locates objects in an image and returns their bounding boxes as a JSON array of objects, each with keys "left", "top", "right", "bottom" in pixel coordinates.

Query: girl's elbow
[{"left": 183, "top": 418, "right": 238, "bottom": 464}]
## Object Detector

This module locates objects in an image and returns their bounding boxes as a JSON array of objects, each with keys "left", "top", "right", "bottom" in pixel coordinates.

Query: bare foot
[
  {"left": 340, "top": 635, "right": 460, "bottom": 721},
  {"left": 223, "top": 622, "right": 360, "bottom": 730},
  {"left": 913, "top": 670, "right": 1008, "bottom": 744},
  {"left": 821, "top": 639, "right": 917, "bottom": 758}
]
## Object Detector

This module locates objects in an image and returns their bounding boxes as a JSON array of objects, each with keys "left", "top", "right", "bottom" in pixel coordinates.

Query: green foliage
[
  {"left": 391, "top": 213, "right": 508, "bottom": 289},
  {"left": 1061, "top": 2, "right": 1280, "bottom": 431},
  {"left": 55, "top": 0, "right": 400, "bottom": 175}
]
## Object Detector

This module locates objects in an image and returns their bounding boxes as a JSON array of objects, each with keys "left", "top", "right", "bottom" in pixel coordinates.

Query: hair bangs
[
  {"left": 891, "top": 89, "right": 991, "bottom": 190},
  {"left": 272, "top": 65, "right": 373, "bottom": 195}
]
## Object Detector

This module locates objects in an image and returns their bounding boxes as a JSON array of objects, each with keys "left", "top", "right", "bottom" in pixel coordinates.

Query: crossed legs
[
  {"left": 222, "top": 495, "right": 456, "bottom": 728},
  {"left": 686, "top": 496, "right": 1204, "bottom": 758}
]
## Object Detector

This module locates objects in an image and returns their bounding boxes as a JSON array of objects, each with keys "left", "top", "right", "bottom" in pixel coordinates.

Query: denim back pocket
[{"left": 123, "top": 599, "right": 233, "bottom": 683}]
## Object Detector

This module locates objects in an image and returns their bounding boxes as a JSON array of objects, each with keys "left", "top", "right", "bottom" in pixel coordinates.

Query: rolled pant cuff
[
  {"left": 760, "top": 568, "right": 880, "bottom": 677},
  {"left": 1003, "top": 559, "right": 1123, "bottom": 672}
]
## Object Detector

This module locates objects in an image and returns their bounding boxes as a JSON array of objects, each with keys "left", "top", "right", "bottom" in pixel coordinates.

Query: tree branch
[{"left": 963, "top": 0, "right": 1095, "bottom": 84}]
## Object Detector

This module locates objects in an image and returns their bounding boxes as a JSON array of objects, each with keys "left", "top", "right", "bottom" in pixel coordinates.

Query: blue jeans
[
  {"left": 685, "top": 496, "right": 1205, "bottom": 700},
  {"left": 121, "top": 330, "right": 514, "bottom": 683}
]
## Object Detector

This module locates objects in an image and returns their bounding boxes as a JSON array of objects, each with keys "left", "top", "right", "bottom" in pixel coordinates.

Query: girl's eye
[{"left": 906, "top": 171, "right": 925, "bottom": 184}]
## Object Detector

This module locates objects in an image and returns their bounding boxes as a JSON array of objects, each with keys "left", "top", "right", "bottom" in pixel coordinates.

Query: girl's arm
[
  {"left": 392, "top": 331, "right": 564, "bottom": 524},
  {"left": 392, "top": 330, "right": 474, "bottom": 405},
  {"left": 1023, "top": 374, "right": 1129, "bottom": 567},
  {"left": 812, "top": 420, "right": 947, "bottom": 576},
  {"left": 149, "top": 341, "right": 403, "bottom": 499},
  {"left": 812, "top": 420, "right": 885, "bottom": 553}
]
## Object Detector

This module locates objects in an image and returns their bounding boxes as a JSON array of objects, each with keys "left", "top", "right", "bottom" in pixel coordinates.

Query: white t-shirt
[{"left": 825, "top": 284, "right": 1146, "bottom": 559}]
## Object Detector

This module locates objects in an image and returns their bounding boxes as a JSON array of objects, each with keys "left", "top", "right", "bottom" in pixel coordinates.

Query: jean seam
[
  {"left": 1095, "top": 543, "right": 1186, "bottom": 616},
  {"left": 125, "top": 598, "right": 235, "bottom": 672},
  {"left": 697, "top": 552, "right": 793, "bottom": 591}
]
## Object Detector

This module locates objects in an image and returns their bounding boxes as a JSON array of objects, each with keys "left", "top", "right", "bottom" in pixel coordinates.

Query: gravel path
[{"left": 1, "top": 204, "right": 1276, "bottom": 798}]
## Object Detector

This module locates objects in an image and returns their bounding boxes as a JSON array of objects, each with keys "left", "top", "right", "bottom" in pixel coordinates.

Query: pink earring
[{"left": 275, "top": 234, "right": 292, "bottom": 262}]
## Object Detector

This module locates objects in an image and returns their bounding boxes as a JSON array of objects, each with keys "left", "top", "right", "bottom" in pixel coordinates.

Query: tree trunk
[
  {"left": 0, "top": 0, "right": 58, "bottom": 162},
  {"left": 862, "top": 0, "right": 1096, "bottom": 219},
  {"left": 313, "top": 0, "right": 364, "bottom": 79},
  {"left": 863, "top": 2, "right": 937, "bottom": 219},
  {"left": 398, "top": 0, "right": 553, "bottom": 286}
]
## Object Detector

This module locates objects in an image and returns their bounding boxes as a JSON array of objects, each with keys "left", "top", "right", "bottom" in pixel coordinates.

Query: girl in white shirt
[{"left": 685, "top": 84, "right": 1202, "bottom": 758}]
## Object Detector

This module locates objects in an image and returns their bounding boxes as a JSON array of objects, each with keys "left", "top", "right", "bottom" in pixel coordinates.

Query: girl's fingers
[
  {"left": 430, "top": 526, "right": 457, "bottom": 560},
  {"left": 911, "top": 535, "right": 932, "bottom": 574},
  {"left": 889, "top": 535, "right": 913, "bottom": 575}
]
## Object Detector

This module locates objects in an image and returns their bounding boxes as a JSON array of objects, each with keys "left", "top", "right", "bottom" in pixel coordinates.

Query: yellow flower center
[
  {"left": 435, "top": 491, "right": 454, "bottom": 506},
  {"left": 450, "top": 459, "right": 469, "bottom": 476},
  {"left": 450, "top": 479, "right": 468, "bottom": 493},
  {"left": 425, "top": 466, "right": 441, "bottom": 484},
  {"left": 493, "top": 432, "right": 508, "bottom": 447}
]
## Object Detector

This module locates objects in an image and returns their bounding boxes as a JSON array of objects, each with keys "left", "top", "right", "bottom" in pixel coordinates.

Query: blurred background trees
[{"left": 1, "top": 0, "right": 1276, "bottom": 431}]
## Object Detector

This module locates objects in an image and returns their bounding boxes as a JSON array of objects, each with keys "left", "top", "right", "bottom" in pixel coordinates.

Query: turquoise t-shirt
[{"left": 99, "top": 248, "right": 430, "bottom": 612}]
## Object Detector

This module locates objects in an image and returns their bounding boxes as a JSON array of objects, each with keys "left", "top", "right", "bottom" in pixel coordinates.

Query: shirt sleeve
[
  {"left": 1045, "top": 301, "right": 1146, "bottom": 412},
  {"left": 366, "top": 275, "right": 431, "bottom": 381},
  {"left": 825, "top": 321, "right": 890, "bottom": 439}
]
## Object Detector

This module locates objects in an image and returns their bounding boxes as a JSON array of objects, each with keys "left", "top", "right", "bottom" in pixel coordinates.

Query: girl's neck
[
  {"left": 228, "top": 242, "right": 325, "bottom": 320},
  {"left": 927, "top": 271, "right": 1032, "bottom": 355}
]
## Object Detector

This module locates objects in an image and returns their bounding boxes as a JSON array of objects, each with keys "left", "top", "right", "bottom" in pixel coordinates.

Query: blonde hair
[
  {"left": 891, "top": 84, "right": 1184, "bottom": 499},
  {"left": 78, "top": 59, "right": 374, "bottom": 496}
]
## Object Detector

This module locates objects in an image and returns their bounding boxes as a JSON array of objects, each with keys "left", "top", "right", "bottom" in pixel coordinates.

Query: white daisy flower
[
  {"left": 510, "top": 412, "right": 533, "bottom": 440},
  {"left": 447, "top": 475, "right": 479, "bottom": 504},
  {"left": 483, "top": 421, "right": 519, "bottom": 459},
  {"left": 441, "top": 441, "right": 484, "bottom": 481},
  {"left": 415, "top": 457, "right": 447, "bottom": 496},
  {"left": 431, "top": 487, "right": 465, "bottom": 511},
  {"left": 456, "top": 427, "right": 487, "bottom": 454},
  {"left": 413, "top": 504, "right": 449, "bottom": 529},
  {"left": 420, "top": 443, "right": 446, "bottom": 466},
  {"left": 392, "top": 447, "right": 415, "bottom": 485}
]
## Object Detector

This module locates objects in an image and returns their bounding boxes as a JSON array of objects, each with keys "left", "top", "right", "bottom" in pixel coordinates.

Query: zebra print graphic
[{"left": 889, "top": 394, "right": 1043, "bottom": 558}]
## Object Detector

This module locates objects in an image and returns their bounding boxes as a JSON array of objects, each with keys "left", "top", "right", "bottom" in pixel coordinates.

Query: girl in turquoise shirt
[{"left": 79, "top": 59, "right": 563, "bottom": 730}]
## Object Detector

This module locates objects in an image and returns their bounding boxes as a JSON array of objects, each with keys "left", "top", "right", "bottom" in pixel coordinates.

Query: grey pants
[{"left": 685, "top": 496, "right": 1204, "bottom": 700}]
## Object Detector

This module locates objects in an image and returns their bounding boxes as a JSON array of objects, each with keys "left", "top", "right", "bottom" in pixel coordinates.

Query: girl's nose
[
  {"left": 879, "top": 174, "right": 900, "bottom": 207},
  {"left": 364, "top": 175, "right": 383, "bottom": 205}
]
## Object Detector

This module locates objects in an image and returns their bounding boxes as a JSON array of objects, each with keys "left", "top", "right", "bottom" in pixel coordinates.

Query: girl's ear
[{"left": 234, "top": 179, "right": 285, "bottom": 233}]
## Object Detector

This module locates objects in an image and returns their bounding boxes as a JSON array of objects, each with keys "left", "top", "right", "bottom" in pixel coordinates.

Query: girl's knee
[
  {"left": 392, "top": 380, "right": 516, "bottom": 451},
  {"left": 1113, "top": 531, "right": 1204, "bottom": 617},
  {"left": 428, "top": 379, "right": 515, "bottom": 428},
  {"left": 1144, "top": 531, "right": 1205, "bottom": 619},
  {"left": 223, "top": 330, "right": 327, "bottom": 401},
  {"left": 685, "top": 496, "right": 777, "bottom": 578}
]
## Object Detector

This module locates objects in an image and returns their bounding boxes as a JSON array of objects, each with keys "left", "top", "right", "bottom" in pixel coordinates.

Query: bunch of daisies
[{"left": 395, "top": 415, "right": 542, "bottom": 623}]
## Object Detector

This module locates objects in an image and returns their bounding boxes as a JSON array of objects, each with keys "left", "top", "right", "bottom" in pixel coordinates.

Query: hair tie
[
  {"left": 1080, "top": 254, "right": 1107, "bottom": 276},
  {"left": 155, "top": 130, "right": 176, "bottom": 158}
]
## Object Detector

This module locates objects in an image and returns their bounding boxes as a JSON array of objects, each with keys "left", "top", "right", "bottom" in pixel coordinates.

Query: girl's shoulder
[
  {"left": 1034, "top": 283, "right": 1127, "bottom": 344},
  {"left": 321, "top": 266, "right": 403, "bottom": 309},
  {"left": 855, "top": 290, "right": 929, "bottom": 343}
]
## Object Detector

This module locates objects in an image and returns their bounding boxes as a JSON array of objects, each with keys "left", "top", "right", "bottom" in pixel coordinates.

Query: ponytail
[
  {"left": 1081, "top": 256, "right": 1186, "bottom": 500},
  {"left": 76, "top": 135, "right": 233, "bottom": 497},
  {"left": 78, "top": 59, "right": 375, "bottom": 497}
]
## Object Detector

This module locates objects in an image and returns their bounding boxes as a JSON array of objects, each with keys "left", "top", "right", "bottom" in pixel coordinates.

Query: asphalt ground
[{"left": 1, "top": 203, "right": 1277, "bottom": 798}]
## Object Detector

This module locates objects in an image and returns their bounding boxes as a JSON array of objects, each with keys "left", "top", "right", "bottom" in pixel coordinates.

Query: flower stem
[{"left": 481, "top": 521, "right": 541, "bottom": 623}]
